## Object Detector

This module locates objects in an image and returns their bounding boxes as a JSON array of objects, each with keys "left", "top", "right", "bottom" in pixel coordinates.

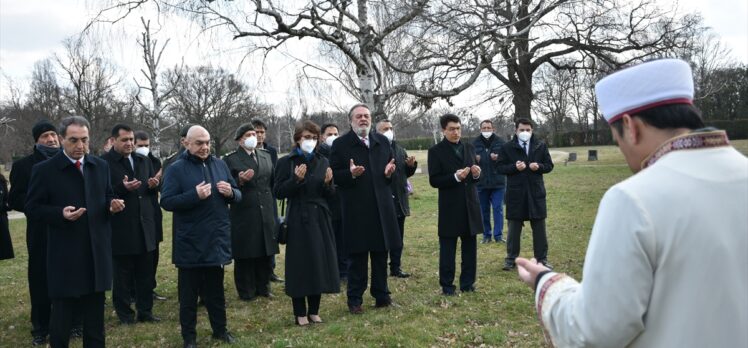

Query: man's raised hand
[{"left": 349, "top": 159, "right": 365, "bottom": 178}]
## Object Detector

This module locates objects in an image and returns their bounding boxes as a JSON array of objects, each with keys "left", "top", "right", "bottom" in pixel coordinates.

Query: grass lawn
[{"left": 1, "top": 140, "right": 745, "bottom": 347}]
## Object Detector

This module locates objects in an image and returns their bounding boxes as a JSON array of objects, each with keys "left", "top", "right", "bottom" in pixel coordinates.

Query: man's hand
[
  {"left": 109, "top": 199, "right": 125, "bottom": 213},
  {"left": 62, "top": 206, "right": 87, "bottom": 221},
  {"left": 216, "top": 181, "right": 233, "bottom": 198},
  {"left": 154, "top": 169, "right": 163, "bottom": 181},
  {"left": 405, "top": 156, "right": 416, "bottom": 168},
  {"left": 123, "top": 175, "right": 142, "bottom": 191},
  {"left": 529, "top": 162, "right": 540, "bottom": 171},
  {"left": 295, "top": 164, "right": 308, "bottom": 182},
  {"left": 349, "top": 159, "right": 365, "bottom": 178},
  {"left": 470, "top": 165, "right": 481, "bottom": 178},
  {"left": 238, "top": 169, "right": 255, "bottom": 185},
  {"left": 147, "top": 176, "right": 160, "bottom": 189},
  {"left": 455, "top": 167, "right": 470, "bottom": 181},
  {"left": 384, "top": 159, "right": 396, "bottom": 177},
  {"left": 195, "top": 181, "right": 212, "bottom": 200},
  {"left": 515, "top": 161, "right": 527, "bottom": 171},
  {"left": 516, "top": 257, "right": 551, "bottom": 290},
  {"left": 324, "top": 167, "right": 333, "bottom": 185},
  {"left": 490, "top": 153, "right": 498, "bottom": 161}
]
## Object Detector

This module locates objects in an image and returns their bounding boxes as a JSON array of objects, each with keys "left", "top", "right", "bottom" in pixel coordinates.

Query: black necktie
[
  {"left": 522, "top": 141, "right": 528, "bottom": 156},
  {"left": 249, "top": 152, "right": 257, "bottom": 166},
  {"left": 126, "top": 157, "right": 134, "bottom": 173}
]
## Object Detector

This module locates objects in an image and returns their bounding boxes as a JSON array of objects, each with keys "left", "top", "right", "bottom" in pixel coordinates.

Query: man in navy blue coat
[
  {"left": 472, "top": 119, "right": 507, "bottom": 244},
  {"left": 160, "top": 125, "right": 241, "bottom": 348},
  {"left": 25, "top": 116, "right": 125, "bottom": 348}
]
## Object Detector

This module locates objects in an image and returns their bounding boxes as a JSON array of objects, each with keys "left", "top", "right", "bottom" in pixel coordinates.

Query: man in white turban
[{"left": 516, "top": 59, "right": 748, "bottom": 347}]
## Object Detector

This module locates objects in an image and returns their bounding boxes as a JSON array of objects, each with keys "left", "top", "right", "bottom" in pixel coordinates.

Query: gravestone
[{"left": 588, "top": 150, "right": 598, "bottom": 161}]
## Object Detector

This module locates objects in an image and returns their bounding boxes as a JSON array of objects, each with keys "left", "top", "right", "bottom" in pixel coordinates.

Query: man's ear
[{"left": 621, "top": 114, "right": 643, "bottom": 145}]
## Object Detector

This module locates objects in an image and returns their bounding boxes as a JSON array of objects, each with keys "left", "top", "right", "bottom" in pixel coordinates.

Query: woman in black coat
[
  {"left": 273, "top": 120, "right": 339, "bottom": 326},
  {"left": 0, "top": 173, "right": 13, "bottom": 260}
]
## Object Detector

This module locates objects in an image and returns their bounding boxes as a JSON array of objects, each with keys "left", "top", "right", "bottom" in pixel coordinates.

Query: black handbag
[{"left": 276, "top": 198, "right": 288, "bottom": 245}]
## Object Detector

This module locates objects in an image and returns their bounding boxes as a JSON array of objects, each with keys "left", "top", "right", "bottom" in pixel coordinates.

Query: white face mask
[
  {"left": 382, "top": 130, "right": 394, "bottom": 142},
  {"left": 134, "top": 147, "right": 150, "bottom": 157},
  {"left": 517, "top": 131, "right": 532, "bottom": 142},
  {"left": 481, "top": 131, "right": 492, "bottom": 139},
  {"left": 324, "top": 135, "right": 338, "bottom": 147},
  {"left": 243, "top": 136, "right": 258, "bottom": 149},
  {"left": 300, "top": 139, "right": 317, "bottom": 153}
]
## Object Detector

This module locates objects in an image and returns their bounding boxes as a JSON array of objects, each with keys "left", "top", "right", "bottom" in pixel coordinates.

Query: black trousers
[
  {"left": 178, "top": 266, "right": 227, "bottom": 342},
  {"left": 152, "top": 246, "right": 160, "bottom": 292},
  {"left": 346, "top": 251, "right": 390, "bottom": 306},
  {"left": 233, "top": 256, "right": 272, "bottom": 299},
  {"left": 113, "top": 253, "right": 154, "bottom": 321},
  {"left": 332, "top": 218, "right": 349, "bottom": 278},
  {"left": 291, "top": 295, "right": 321, "bottom": 317},
  {"left": 505, "top": 219, "right": 548, "bottom": 263},
  {"left": 49, "top": 292, "right": 105, "bottom": 348},
  {"left": 388, "top": 216, "right": 406, "bottom": 272},
  {"left": 27, "top": 239, "right": 51, "bottom": 338},
  {"left": 439, "top": 234, "right": 477, "bottom": 293}
]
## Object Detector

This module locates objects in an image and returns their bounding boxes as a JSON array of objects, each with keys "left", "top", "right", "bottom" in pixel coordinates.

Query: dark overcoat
[
  {"left": 25, "top": 152, "right": 114, "bottom": 298},
  {"left": 146, "top": 152, "right": 164, "bottom": 243},
  {"left": 0, "top": 176, "right": 12, "bottom": 260},
  {"left": 428, "top": 139, "right": 483, "bottom": 238},
  {"left": 101, "top": 149, "right": 158, "bottom": 255},
  {"left": 472, "top": 134, "right": 506, "bottom": 190},
  {"left": 274, "top": 150, "right": 340, "bottom": 298},
  {"left": 9, "top": 147, "right": 56, "bottom": 253},
  {"left": 389, "top": 140, "right": 417, "bottom": 217},
  {"left": 329, "top": 130, "right": 401, "bottom": 253},
  {"left": 496, "top": 135, "right": 554, "bottom": 220},
  {"left": 223, "top": 148, "right": 278, "bottom": 259},
  {"left": 160, "top": 152, "right": 241, "bottom": 268}
]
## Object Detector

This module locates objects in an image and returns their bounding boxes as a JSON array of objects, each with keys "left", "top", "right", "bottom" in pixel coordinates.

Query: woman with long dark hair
[{"left": 273, "top": 120, "right": 339, "bottom": 326}]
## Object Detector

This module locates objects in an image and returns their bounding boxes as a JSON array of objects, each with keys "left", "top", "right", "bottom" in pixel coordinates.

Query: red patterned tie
[{"left": 74, "top": 160, "right": 82, "bottom": 173}]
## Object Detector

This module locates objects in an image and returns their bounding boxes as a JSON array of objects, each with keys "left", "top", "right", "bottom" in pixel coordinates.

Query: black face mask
[{"left": 35, "top": 144, "right": 60, "bottom": 158}]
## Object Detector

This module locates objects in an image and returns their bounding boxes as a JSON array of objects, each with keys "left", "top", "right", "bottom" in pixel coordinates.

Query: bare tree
[
  {"left": 55, "top": 34, "right": 122, "bottom": 136},
  {"left": 91, "top": 0, "right": 499, "bottom": 120},
  {"left": 468, "top": 0, "right": 700, "bottom": 120},
  {"left": 27, "top": 59, "right": 66, "bottom": 121},
  {"left": 133, "top": 17, "right": 179, "bottom": 157},
  {"left": 164, "top": 65, "right": 271, "bottom": 155}
]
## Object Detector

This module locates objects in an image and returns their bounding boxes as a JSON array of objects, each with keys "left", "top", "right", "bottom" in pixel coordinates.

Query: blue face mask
[{"left": 36, "top": 144, "right": 60, "bottom": 158}]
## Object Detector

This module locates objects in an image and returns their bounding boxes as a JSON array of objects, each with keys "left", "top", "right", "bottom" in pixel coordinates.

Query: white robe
[{"left": 536, "top": 145, "right": 748, "bottom": 347}]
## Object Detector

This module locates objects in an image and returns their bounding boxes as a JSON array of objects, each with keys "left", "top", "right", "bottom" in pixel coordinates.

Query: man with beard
[{"left": 330, "top": 104, "right": 400, "bottom": 314}]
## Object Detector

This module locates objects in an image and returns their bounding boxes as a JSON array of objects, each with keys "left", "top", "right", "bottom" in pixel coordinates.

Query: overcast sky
[{"left": 1, "top": 0, "right": 746, "bottom": 112}]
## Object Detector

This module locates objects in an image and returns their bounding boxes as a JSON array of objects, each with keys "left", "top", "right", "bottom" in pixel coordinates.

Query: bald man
[{"left": 161, "top": 126, "right": 241, "bottom": 347}]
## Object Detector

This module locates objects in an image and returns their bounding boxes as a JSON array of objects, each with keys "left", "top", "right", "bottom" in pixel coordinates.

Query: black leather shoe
[
  {"left": 390, "top": 269, "right": 411, "bottom": 278},
  {"left": 259, "top": 292, "right": 275, "bottom": 299},
  {"left": 239, "top": 295, "right": 256, "bottom": 302},
  {"left": 137, "top": 314, "right": 161, "bottom": 323},
  {"left": 502, "top": 262, "right": 516, "bottom": 271},
  {"left": 153, "top": 291, "right": 167, "bottom": 301},
  {"left": 461, "top": 285, "right": 476, "bottom": 293},
  {"left": 496, "top": 238, "right": 506, "bottom": 243},
  {"left": 183, "top": 339, "right": 197, "bottom": 348},
  {"left": 270, "top": 273, "right": 284, "bottom": 282},
  {"left": 119, "top": 316, "right": 136, "bottom": 325},
  {"left": 348, "top": 304, "right": 364, "bottom": 314},
  {"left": 32, "top": 335, "right": 47, "bottom": 346},
  {"left": 481, "top": 237, "right": 491, "bottom": 244},
  {"left": 374, "top": 297, "right": 393, "bottom": 308},
  {"left": 442, "top": 289, "right": 456, "bottom": 296},
  {"left": 212, "top": 331, "right": 236, "bottom": 344}
]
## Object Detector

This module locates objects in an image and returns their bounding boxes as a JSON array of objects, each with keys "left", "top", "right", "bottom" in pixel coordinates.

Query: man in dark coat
[
  {"left": 8, "top": 120, "right": 61, "bottom": 345},
  {"left": 25, "top": 116, "right": 125, "bottom": 348},
  {"left": 134, "top": 130, "right": 167, "bottom": 301},
  {"left": 472, "top": 119, "right": 507, "bottom": 244},
  {"left": 376, "top": 119, "right": 417, "bottom": 278},
  {"left": 102, "top": 124, "right": 160, "bottom": 324},
  {"left": 428, "top": 113, "right": 483, "bottom": 295},
  {"left": 496, "top": 118, "right": 553, "bottom": 271},
  {"left": 160, "top": 125, "right": 240, "bottom": 347},
  {"left": 251, "top": 118, "right": 283, "bottom": 283},
  {"left": 319, "top": 123, "right": 349, "bottom": 281},
  {"left": 330, "top": 104, "right": 400, "bottom": 314},
  {"left": 224, "top": 123, "right": 278, "bottom": 301}
]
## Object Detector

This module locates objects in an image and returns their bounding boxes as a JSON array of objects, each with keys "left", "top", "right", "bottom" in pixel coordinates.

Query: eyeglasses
[{"left": 301, "top": 135, "right": 319, "bottom": 141}]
